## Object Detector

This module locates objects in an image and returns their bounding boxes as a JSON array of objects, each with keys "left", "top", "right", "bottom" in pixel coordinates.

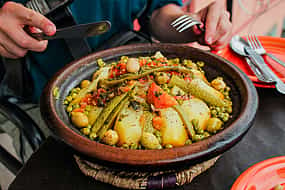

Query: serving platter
[{"left": 40, "top": 43, "right": 258, "bottom": 170}]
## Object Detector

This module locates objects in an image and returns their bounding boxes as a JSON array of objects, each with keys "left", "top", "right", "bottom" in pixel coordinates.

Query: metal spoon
[{"left": 230, "top": 35, "right": 285, "bottom": 94}]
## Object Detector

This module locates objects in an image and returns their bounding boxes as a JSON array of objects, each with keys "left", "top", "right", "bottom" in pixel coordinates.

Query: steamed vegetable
[
  {"left": 160, "top": 108, "right": 188, "bottom": 147},
  {"left": 168, "top": 75, "right": 225, "bottom": 107},
  {"left": 114, "top": 107, "right": 143, "bottom": 146},
  {"left": 181, "top": 98, "right": 211, "bottom": 131},
  {"left": 141, "top": 132, "right": 161, "bottom": 149},
  {"left": 147, "top": 82, "right": 177, "bottom": 109},
  {"left": 64, "top": 51, "right": 233, "bottom": 150}
]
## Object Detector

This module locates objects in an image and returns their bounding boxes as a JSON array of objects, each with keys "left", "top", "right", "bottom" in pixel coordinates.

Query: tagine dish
[{"left": 63, "top": 52, "right": 233, "bottom": 150}]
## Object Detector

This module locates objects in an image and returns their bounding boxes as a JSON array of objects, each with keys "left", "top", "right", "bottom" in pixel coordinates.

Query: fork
[
  {"left": 247, "top": 35, "right": 285, "bottom": 94},
  {"left": 171, "top": 15, "right": 203, "bottom": 33},
  {"left": 247, "top": 35, "right": 285, "bottom": 68}
]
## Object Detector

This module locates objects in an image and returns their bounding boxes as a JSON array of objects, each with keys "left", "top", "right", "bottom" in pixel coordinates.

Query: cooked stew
[{"left": 63, "top": 52, "right": 232, "bottom": 149}]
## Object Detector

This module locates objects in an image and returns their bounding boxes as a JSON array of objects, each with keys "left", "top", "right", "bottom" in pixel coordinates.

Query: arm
[
  {"left": 149, "top": 1, "right": 232, "bottom": 50},
  {"left": 0, "top": 1, "right": 56, "bottom": 58}
]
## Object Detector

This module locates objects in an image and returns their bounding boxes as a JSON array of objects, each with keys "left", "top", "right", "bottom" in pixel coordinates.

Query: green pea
[
  {"left": 222, "top": 113, "right": 230, "bottom": 122},
  {"left": 197, "top": 61, "right": 205, "bottom": 67},
  {"left": 203, "top": 132, "right": 210, "bottom": 137},
  {"left": 192, "top": 134, "right": 205, "bottom": 142},
  {"left": 85, "top": 105, "right": 92, "bottom": 111},
  {"left": 154, "top": 130, "right": 161, "bottom": 137},
  {"left": 211, "top": 109, "right": 217, "bottom": 115},
  {"left": 66, "top": 96, "right": 73, "bottom": 102},
  {"left": 81, "top": 128, "right": 90, "bottom": 135},
  {"left": 89, "top": 132, "right": 97, "bottom": 140},
  {"left": 66, "top": 106, "right": 73, "bottom": 112},
  {"left": 72, "top": 93, "right": 78, "bottom": 99},
  {"left": 130, "top": 143, "right": 138, "bottom": 150},
  {"left": 226, "top": 106, "right": 232, "bottom": 113},
  {"left": 122, "top": 144, "right": 129, "bottom": 149},
  {"left": 165, "top": 144, "right": 173, "bottom": 149},
  {"left": 73, "top": 104, "right": 80, "bottom": 109},
  {"left": 216, "top": 107, "right": 221, "bottom": 112},
  {"left": 185, "top": 139, "right": 192, "bottom": 145}
]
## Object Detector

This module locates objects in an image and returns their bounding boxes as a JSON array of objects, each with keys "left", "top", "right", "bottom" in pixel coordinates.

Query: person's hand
[
  {"left": 0, "top": 1, "right": 56, "bottom": 58},
  {"left": 195, "top": 1, "right": 232, "bottom": 50}
]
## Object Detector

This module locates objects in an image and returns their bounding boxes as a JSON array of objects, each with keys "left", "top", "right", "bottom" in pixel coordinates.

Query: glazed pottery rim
[{"left": 40, "top": 43, "right": 258, "bottom": 167}]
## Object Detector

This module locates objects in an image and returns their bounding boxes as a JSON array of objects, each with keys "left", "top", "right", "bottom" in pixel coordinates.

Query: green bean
[
  {"left": 91, "top": 92, "right": 129, "bottom": 134},
  {"left": 169, "top": 76, "right": 226, "bottom": 107},
  {"left": 100, "top": 66, "right": 193, "bottom": 86},
  {"left": 98, "top": 97, "right": 129, "bottom": 140}
]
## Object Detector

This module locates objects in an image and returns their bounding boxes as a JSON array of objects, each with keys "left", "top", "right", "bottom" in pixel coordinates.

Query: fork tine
[
  {"left": 176, "top": 19, "right": 195, "bottom": 31},
  {"left": 172, "top": 16, "right": 191, "bottom": 27},
  {"left": 251, "top": 35, "right": 259, "bottom": 49},
  {"left": 178, "top": 21, "right": 201, "bottom": 32},
  {"left": 246, "top": 36, "right": 253, "bottom": 48},
  {"left": 254, "top": 35, "right": 262, "bottom": 48},
  {"left": 171, "top": 15, "right": 188, "bottom": 26}
]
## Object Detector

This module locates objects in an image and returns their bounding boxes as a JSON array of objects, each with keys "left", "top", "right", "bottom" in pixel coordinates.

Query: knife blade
[
  {"left": 26, "top": 21, "right": 111, "bottom": 41},
  {"left": 245, "top": 46, "right": 285, "bottom": 94},
  {"left": 244, "top": 46, "right": 275, "bottom": 83}
]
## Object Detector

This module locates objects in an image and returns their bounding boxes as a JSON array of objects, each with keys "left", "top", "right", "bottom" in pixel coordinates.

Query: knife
[
  {"left": 25, "top": 21, "right": 111, "bottom": 40},
  {"left": 244, "top": 46, "right": 285, "bottom": 94}
]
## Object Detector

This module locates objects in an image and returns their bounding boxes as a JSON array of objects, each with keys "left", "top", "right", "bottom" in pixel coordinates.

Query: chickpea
[
  {"left": 141, "top": 132, "right": 161, "bottom": 149},
  {"left": 81, "top": 80, "right": 90, "bottom": 89},
  {"left": 101, "top": 130, "right": 119, "bottom": 146},
  {"left": 126, "top": 58, "right": 140, "bottom": 73},
  {"left": 211, "top": 77, "right": 226, "bottom": 91},
  {"left": 81, "top": 127, "right": 90, "bottom": 136},
  {"left": 71, "top": 112, "right": 89, "bottom": 128},
  {"left": 206, "top": 118, "right": 223, "bottom": 133},
  {"left": 155, "top": 72, "right": 170, "bottom": 85}
]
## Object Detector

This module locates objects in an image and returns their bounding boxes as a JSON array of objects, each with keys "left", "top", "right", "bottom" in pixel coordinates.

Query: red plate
[
  {"left": 214, "top": 36, "right": 285, "bottom": 88},
  {"left": 231, "top": 156, "right": 285, "bottom": 190}
]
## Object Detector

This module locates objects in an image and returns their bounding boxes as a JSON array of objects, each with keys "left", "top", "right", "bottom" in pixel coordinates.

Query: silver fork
[
  {"left": 171, "top": 15, "right": 203, "bottom": 33},
  {"left": 247, "top": 35, "right": 285, "bottom": 94},
  {"left": 247, "top": 35, "right": 285, "bottom": 68}
]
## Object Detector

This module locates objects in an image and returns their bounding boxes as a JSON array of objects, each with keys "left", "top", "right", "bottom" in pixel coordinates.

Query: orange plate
[
  {"left": 214, "top": 36, "right": 285, "bottom": 88},
  {"left": 231, "top": 156, "right": 285, "bottom": 190}
]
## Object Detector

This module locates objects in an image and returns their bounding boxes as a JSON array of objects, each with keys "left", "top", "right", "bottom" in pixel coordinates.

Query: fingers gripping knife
[{"left": 25, "top": 0, "right": 92, "bottom": 59}]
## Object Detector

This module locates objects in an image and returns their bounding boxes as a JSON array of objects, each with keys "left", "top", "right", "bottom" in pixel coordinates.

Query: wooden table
[{"left": 8, "top": 88, "right": 285, "bottom": 190}]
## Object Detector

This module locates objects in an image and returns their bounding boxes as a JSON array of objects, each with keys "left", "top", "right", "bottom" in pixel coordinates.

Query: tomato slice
[{"left": 147, "top": 82, "right": 177, "bottom": 109}]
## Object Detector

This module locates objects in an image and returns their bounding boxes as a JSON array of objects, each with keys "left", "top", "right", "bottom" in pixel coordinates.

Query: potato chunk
[
  {"left": 160, "top": 108, "right": 188, "bottom": 147},
  {"left": 181, "top": 98, "right": 211, "bottom": 131},
  {"left": 114, "top": 108, "right": 143, "bottom": 146}
]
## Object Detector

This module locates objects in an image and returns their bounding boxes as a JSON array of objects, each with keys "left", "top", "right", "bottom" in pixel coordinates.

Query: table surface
[{"left": 8, "top": 88, "right": 285, "bottom": 190}]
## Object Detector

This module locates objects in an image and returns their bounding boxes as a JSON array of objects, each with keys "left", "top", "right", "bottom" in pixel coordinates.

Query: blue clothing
[{"left": 9, "top": 0, "right": 182, "bottom": 101}]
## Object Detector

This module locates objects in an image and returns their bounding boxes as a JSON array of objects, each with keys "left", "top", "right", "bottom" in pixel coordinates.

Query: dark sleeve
[{"left": 138, "top": 0, "right": 183, "bottom": 28}]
